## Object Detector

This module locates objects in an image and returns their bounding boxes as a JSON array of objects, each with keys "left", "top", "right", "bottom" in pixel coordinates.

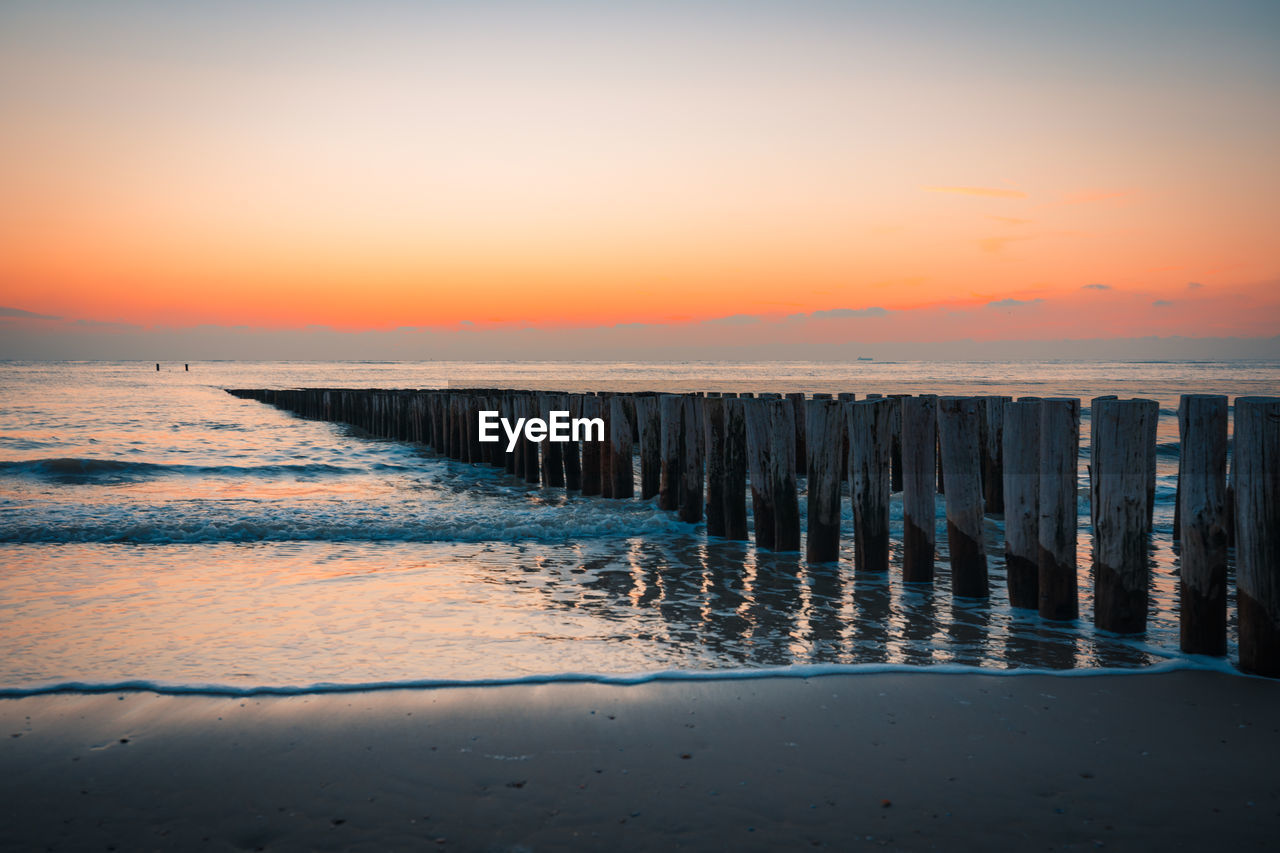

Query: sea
[{"left": 1, "top": 360, "right": 1277, "bottom": 694}]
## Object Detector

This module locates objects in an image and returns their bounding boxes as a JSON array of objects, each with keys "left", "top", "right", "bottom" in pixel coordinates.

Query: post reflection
[{"left": 510, "top": 526, "right": 1181, "bottom": 673}]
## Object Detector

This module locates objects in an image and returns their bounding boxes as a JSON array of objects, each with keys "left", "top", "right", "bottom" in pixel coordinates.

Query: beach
[{"left": 4, "top": 670, "right": 1278, "bottom": 851}]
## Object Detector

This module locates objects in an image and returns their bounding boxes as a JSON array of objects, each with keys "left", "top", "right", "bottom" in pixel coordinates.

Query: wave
[
  {"left": 0, "top": 657, "right": 1245, "bottom": 698},
  {"left": 0, "top": 457, "right": 394, "bottom": 481}
]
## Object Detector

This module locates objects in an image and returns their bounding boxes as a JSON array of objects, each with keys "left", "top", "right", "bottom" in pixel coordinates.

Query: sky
[{"left": 1, "top": 0, "right": 1277, "bottom": 359}]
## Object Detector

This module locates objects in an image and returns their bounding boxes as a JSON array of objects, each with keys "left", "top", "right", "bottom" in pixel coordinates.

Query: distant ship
[{"left": 857, "top": 356, "right": 874, "bottom": 361}]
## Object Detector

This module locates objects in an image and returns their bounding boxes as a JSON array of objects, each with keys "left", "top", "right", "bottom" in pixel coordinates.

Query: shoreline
[
  {"left": 4, "top": 670, "right": 1277, "bottom": 851},
  {"left": 0, "top": 655, "right": 1252, "bottom": 698}
]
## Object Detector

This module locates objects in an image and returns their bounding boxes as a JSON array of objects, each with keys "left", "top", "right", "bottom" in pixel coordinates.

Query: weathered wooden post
[
  {"left": 540, "top": 394, "right": 566, "bottom": 488},
  {"left": 504, "top": 394, "right": 522, "bottom": 477},
  {"left": 1177, "top": 394, "right": 1228, "bottom": 655},
  {"left": 1092, "top": 398, "right": 1158, "bottom": 633},
  {"left": 768, "top": 399, "right": 801, "bottom": 551},
  {"left": 634, "top": 395, "right": 662, "bottom": 500},
  {"left": 901, "top": 395, "right": 937, "bottom": 583},
  {"left": 1226, "top": 433, "right": 1236, "bottom": 548},
  {"left": 522, "top": 394, "right": 540, "bottom": 485},
  {"left": 579, "top": 395, "right": 603, "bottom": 496},
  {"left": 599, "top": 394, "right": 614, "bottom": 499},
  {"left": 744, "top": 397, "right": 775, "bottom": 550},
  {"left": 435, "top": 393, "right": 448, "bottom": 459},
  {"left": 658, "top": 395, "right": 683, "bottom": 512},
  {"left": 1039, "top": 397, "right": 1081, "bottom": 621},
  {"left": 561, "top": 394, "right": 581, "bottom": 488},
  {"left": 981, "top": 396, "right": 1012, "bottom": 514},
  {"left": 888, "top": 393, "right": 909, "bottom": 493},
  {"left": 937, "top": 397, "right": 987, "bottom": 597},
  {"left": 1234, "top": 396, "right": 1280, "bottom": 676},
  {"left": 805, "top": 398, "right": 843, "bottom": 563},
  {"left": 723, "top": 398, "right": 750, "bottom": 541},
  {"left": 680, "top": 396, "right": 705, "bottom": 523},
  {"left": 704, "top": 397, "right": 727, "bottom": 537},
  {"left": 1087, "top": 395, "right": 1117, "bottom": 530},
  {"left": 1003, "top": 398, "right": 1041, "bottom": 609},
  {"left": 468, "top": 394, "right": 484, "bottom": 463},
  {"left": 609, "top": 395, "right": 634, "bottom": 499},
  {"left": 787, "top": 392, "right": 807, "bottom": 474},
  {"left": 1143, "top": 403, "right": 1158, "bottom": 532},
  {"left": 452, "top": 394, "right": 466, "bottom": 460},
  {"left": 936, "top": 431, "right": 945, "bottom": 495},
  {"left": 1173, "top": 399, "right": 1183, "bottom": 542},
  {"left": 848, "top": 398, "right": 893, "bottom": 573}
]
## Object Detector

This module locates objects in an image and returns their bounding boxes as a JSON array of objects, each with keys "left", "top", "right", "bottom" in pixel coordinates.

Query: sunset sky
[{"left": 1, "top": 0, "right": 1277, "bottom": 357}]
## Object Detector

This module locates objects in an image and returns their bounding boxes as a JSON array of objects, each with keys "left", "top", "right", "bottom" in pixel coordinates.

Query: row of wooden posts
[{"left": 226, "top": 388, "right": 1280, "bottom": 677}]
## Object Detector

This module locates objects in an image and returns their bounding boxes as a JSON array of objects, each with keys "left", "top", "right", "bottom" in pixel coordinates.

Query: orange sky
[{"left": 1, "top": 1, "right": 1277, "bottom": 342}]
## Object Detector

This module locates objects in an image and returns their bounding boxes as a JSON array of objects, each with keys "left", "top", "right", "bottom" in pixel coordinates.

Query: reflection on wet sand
[{"left": 512, "top": 525, "right": 1196, "bottom": 672}]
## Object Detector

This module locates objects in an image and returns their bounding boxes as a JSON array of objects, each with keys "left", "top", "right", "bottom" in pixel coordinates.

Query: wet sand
[{"left": 2, "top": 670, "right": 1278, "bottom": 851}]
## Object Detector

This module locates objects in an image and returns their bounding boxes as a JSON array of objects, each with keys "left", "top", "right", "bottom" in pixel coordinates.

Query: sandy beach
[{"left": 2, "top": 670, "right": 1277, "bottom": 851}]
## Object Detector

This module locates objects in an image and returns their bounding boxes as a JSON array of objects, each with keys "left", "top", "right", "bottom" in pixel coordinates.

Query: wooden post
[
  {"left": 1003, "top": 398, "right": 1041, "bottom": 609},
  {"left": 561, "top": 394, "right": 582, "bottom": 489},
  {"left": 888, "top": 394, "right": 909, "bottom": 493},
  {"left": 599, "top": 394, "right": 614, "bottom": 499},
  {"left": 634, "top": 395, "right": 662, "bottom": 500},
  {"left": 680, "top": 396, "right": 705, "bottom": 523},
  {"left": 579, "top": 395, "right": 603, "bottom": 496},
  {"left": 900, "top": 395, "right": 937, "bottom": 583},
  {"left": 1173, "top": 399, "right": 1183, "bottom": 542},
  {"left": 704, "top": 397, "right": 727, "bottom": 537},
  {"left": 1144, "top": 402, "right": 1158, "bottom": 532},
  {"left": 937, "top": 397, "right": 988, "bottom": 597},
  {"left": 768, "top": 399, "right": 800, "bottom": 551},
  {"left": 658, "top": 395, "right": 683, "bottom": 512},
  {"left": 744, "top": 398, "right": 775, "bottom": 550},
  {"left": 1039, "top": 397, "right": 1081, "bottom": 621},
  {"left": 437, "top": 394, "right": 450, "bottom": 460},
  {"left": 1178, "top": 394, "right": 1228, "bottom": 656},
  {"left": 1234, "top": 396, "right": 1280, "bottom": 676},
  {"left": 609, "top": 395, "right": 634, "bottom": 498},
  {"left": 936, "top": 431, "right": 946, "bottom": 495},
  {"left": 805, "top": 398, "right": 843, "bottom": 563},
  {"left": 837, "top": 392, "right": 855, "bottom": 482},
  {"left": 723, "top": 398, "right": 750, "bottom": 541},
  {"left": 468, "top": 394, "right": 484, "bottom": 463},
  {"left": 1091, "top": 398, "right": 1158, "bottom": 634},
  {"left": 504, "top": 394, "right": 522, "bottom": 477},
  {"left": 540, "top": 394, "right": 566, "bottom": 488},
  {"left": 981, "top": 396, "right": 1012, "bottom": 514},
  {"left": 1088, "top": 395, "right": 1118, "bottom": 531},
  {"left": 521, "top": 395, "right": 540, "bottom": 484},
  {"left": 787, "top": 392, "right": 807, "bottom": 474},
  {"left": 848, "top": 398, "right": 893, "bottom": 573}
]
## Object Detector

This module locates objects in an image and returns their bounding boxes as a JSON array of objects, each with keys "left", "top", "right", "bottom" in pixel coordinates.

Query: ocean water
[{"left": 1, "top": 360, "right": 1277, "bottom": 692}]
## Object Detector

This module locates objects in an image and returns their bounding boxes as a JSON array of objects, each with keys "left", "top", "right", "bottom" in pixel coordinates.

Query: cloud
[
  {"left": 0, "top": 306, "right": 61, "bottom": 320},
  {"left": 1153, "top": 300, "right": 1174, "bottom": 307},
  {"left": 1188, "top": 282, "right": 1204, "bottom": 290},
  {"left": 702, "top": 313, "right": 761, "bottom": 326},
  {"left": 808, "top": 307, "right": 890, "bottom": 319},
  {"left": 986, "top": 298, "right": 1044, "bottom": 309},
  {"left": 1082, "top": 283, "right": 1112, "bottom": 291},
  {"left": 458, "top": 320, "right": 474, "bottom": 327},
  {"left": 924, "top": 186, "right": 1027, "bottom": 199}
]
